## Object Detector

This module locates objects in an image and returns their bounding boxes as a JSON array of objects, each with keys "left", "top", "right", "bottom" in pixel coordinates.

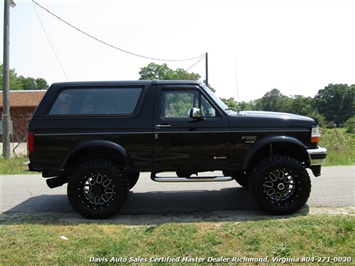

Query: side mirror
[{"left": 188, "top": 108, "right": 205, "bottom": 120}]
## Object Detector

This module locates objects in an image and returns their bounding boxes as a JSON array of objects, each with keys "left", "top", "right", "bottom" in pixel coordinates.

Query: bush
[{"left": 345, "top": 116, "right": 355, "bottom": 133}]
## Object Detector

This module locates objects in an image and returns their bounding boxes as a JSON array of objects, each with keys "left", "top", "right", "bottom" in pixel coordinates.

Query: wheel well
[
  {"left": 63, "top": 147, "right": 126, "bottom": 176},
  {"left": 245, "top": 142, "right": 309, "bottom": 172}
]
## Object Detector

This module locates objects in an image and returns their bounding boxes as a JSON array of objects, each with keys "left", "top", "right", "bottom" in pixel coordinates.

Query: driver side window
[{"left": 162, "top": 90, "right": 216, "bottom": 118}]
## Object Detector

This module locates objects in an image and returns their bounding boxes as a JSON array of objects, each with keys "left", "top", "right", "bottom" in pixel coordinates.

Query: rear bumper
[{"left": 307, "top": 146, "right": 327, "bottom": 166}]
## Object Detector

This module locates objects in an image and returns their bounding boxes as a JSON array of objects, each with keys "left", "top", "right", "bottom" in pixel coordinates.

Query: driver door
[{"left": 153, "top": 85, "right": 231, "bottom": 172}]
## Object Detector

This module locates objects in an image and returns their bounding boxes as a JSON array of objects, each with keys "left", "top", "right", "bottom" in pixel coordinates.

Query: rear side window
[{"left": 48, "top": 88, "right": 142, "bottom": 115}]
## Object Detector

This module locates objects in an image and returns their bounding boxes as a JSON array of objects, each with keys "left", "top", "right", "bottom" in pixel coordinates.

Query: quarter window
[{"left": 49, "top": 88, "right": 142, "bottom": 115}]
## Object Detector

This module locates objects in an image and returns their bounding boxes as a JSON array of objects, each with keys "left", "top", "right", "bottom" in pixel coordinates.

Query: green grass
[
  {"left": 0, "top": 214, "right": 354, "bottom": 265},
  {"left": 320, "top": 128, "right": 355, "bottom": 166},
  {"left": 0, "top": 156, "right": 30, "bottom": 175}
]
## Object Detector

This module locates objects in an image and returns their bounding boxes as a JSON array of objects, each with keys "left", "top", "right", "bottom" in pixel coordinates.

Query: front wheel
[
  {"left": 67, "top": 160, "right": 129, "bottom": 219},
  {"left": 249, "top": 155, "right": 311, "bottom": 215}
]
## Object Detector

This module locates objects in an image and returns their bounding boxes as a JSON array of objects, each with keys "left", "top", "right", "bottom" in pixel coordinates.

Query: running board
[{"left": 151, "top": 173, "right": 234, "bottom": 183}]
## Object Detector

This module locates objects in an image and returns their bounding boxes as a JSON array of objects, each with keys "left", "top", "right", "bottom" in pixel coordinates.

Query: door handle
[{"left": 156, "top": 124, "right": 171, "bottom": 129}]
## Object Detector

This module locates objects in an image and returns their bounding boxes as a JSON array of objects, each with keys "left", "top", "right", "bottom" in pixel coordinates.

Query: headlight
[{"left": 310, "top": 126, "right": 320, "bottom": 144}]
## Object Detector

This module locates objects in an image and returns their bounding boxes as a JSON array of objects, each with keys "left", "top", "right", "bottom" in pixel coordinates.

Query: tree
[
  {"left": 221, "top": 97, "right": 255, "bottom": 111},
  {"left": 260, "top": 88, "right": 286, "bottom": 112},
  {"left": 35, "top": 78, "right": 49, "bottom": 90},
  {"left": 285, "top": 95, "right": 312, "bottom": 116},
  {"left": 221, "top": 97, "right": 239, "bottom": 111},
  {"left": 314, "top": 84, "right": 355, "bottom": 126},
  {"left": 19, "top": 76, "right": 36, "bottom": 90},
  {"left": 0, "top": 64, "right": 22, "bottom": 90},
  {"left": 18, "top": 76, "right": 48, "bottom": 90},
  {"left": 139, "top": 62, "right": 201, "bottom": 80},
  {"left": 0, "top": 63, "right": 49, "bottom": 90}
]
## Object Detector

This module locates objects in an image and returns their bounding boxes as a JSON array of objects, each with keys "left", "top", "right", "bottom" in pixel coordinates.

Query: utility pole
[
  {"left": 2, "top": 0, "right": 15, "bottom": 158},
  {"left": 205, "top": 52, "right": 208, "bottom": 86}
]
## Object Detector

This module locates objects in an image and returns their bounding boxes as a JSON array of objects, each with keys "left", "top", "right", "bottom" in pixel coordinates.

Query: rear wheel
[
  {"left": 249, "top": 155, "right": 311, "bottom": 215},
  {"left": 67, "top": 159, "right": 129, "bottom": 219}
]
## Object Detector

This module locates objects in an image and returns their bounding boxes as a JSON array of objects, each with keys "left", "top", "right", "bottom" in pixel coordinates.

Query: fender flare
[
  {"left": 60, "top": 140, "right": 134, "bottom": 171},
  {"left": 242, "top": 135, "right": 308, "bottom": 170}
]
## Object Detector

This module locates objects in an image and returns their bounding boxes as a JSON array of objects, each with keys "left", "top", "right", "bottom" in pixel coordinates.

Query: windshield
[{"left": 202, "top": 84, "right": 231, "bottom": 112}]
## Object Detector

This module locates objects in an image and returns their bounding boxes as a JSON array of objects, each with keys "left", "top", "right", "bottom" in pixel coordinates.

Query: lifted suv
[{"left": 28, "top": 80, "right": 327, "bottom": 218}]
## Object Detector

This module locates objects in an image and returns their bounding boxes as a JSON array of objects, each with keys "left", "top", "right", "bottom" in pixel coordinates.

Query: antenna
[{"left": 234, "top": 58, "right": 239, "bottom": 102}]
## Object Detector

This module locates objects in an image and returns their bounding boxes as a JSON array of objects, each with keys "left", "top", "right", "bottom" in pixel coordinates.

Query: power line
[
  {"left": 186, "top": 55, "right": 205, "bottom": 71},
  {"left": 32, "top": 0, "right": 205, "bottom": 63},
  {"left": 32, "top": 1, "right": 69, "bottom": 80}
]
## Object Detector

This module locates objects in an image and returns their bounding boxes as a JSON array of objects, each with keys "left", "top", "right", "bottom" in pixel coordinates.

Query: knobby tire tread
[{"left": 249, "top": 155, "right": 311, "bottom": 215}]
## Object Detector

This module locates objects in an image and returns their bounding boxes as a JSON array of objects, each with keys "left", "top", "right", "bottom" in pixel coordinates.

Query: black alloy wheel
[
  {"left": 249, "top": 155, "right": 311, "bottom": 215},
  {"left": 67, "top": 159, "right": 129, "bottom": 219}
]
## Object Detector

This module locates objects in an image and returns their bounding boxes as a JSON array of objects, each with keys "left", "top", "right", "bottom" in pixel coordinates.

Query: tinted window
[
  {"left": 162, "top": 91, "right": 198, "bottom": 117},
  {"left": 49, "top": 88, "right": 142, "bottom": 115},
  {"left": 162, "top": 90, "right": 216, "bottom": 118}
]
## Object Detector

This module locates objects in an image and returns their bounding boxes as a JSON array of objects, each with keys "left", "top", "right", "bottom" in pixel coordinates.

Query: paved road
[{"left": 0, "top": 166, "right": 354, "bottom": 221}]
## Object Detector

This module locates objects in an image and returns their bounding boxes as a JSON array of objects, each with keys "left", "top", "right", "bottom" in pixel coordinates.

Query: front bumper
[
  {"left": 307, "top": 146, "right": 327, "bottom": 177},
  {"left": 307, "top": 146, "right": 327, "bottom": 166}
]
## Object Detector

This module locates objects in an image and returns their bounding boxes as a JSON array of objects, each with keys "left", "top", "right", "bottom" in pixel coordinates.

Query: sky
[{"left": 1, "top": 0, "right": 354, "bottom": 102}]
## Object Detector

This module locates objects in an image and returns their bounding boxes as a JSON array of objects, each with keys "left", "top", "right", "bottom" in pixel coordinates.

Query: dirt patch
[{"left": 309, "top": 206, "right": 355, "bottom": 216}]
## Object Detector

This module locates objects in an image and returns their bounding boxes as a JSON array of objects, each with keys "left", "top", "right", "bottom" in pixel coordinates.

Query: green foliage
[
  {"left": 0, "top": 156, "right": 33, "bottom": 174},
  {"left": 345, "top": 116, "right": 355, "bottom": 133},
  {"left": 284, "top": 95, "right": 313, "bottom": 116},
  {"left": 220, "top": 84, "right": 355, "bottom": 128},
  {"left": 0, "top": 63, "right": 49, "bottom": 90},
  {"left": 139, "top": 62, "right": 200, "bottom": 81},
  {"left": 18, "top": 76, "right": 48, "bottom": 90},
  {"left": 260, "top": 88, "right": 286, "bottom": 111},
  {"left": 221, "top": 97, "right": 239, "bottom": 111},
  {"left": 319, "top": 128, "right": 355, "bottom": 166},
  {"left": 221, "top": 98, "right": 255, "bottom": 111},
  {"left": 314, "top": 84, "right": 355, "bottom": 126},
  {"left": 0, "top": 64, "right": 22, "bottom": 90},
  {"left": 308, "top": 111, "right": 326, "bottom": 127}
]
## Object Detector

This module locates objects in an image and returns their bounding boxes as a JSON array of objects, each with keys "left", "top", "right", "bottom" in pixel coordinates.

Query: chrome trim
[
  {"left": 156, "top": 124, "right": 171, "bottom": 129},
  {"left": 307, "top": 146, "right": 327, "bottom": 166},
  {"left": 152, "top": 176, "right": 234, "bottom": 182}
]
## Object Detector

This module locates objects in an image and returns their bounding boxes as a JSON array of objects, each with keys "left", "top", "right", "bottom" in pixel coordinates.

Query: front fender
[
  {"left": 242, "top": 135, "right": 307, "bottom": 170},
  {"left": 60, "top": 140, "right": 134, "bottom": 171}
]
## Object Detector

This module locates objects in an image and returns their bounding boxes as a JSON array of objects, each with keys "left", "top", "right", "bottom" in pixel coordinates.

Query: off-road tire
[
  {"left": 249, "top": 155, "right": 311, "bottom": 215},
  {"left": 67, "top": 159, "right": 129, "bottom": 219}
]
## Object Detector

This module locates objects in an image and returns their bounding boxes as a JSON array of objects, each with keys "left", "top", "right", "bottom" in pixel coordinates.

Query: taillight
[
  {"left": 28, "top": 131, "right": 35, "bottom": 154},
  {"left": 310, "top": 126, "right": 320, "bottom": 144}
]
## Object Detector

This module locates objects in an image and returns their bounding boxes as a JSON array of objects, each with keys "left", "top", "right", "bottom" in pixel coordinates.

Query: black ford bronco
[{"left": 27, "top": 80, "right": 327, "bottom": 218}]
